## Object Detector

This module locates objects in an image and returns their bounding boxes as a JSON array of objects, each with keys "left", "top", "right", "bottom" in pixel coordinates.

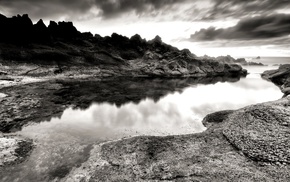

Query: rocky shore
[
  {"left": 1, "top": 69, "right": 290, "bottom": 181},
  {"left": 60, "top": 65, "right": 290, "bottom": 181},
  {"left": 262, "top": 64, "right": 290, "bottom": 96},
  {"left": 65, "top": 97, "right": 290, "bottom": 181}
]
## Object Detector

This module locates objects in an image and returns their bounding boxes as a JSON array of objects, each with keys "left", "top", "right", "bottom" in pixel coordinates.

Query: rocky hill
[{"left": 0, "top": 14, "right": 247, "bottom": 78}]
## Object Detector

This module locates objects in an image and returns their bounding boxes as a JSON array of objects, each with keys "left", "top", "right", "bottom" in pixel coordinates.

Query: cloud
[
  {"left": 1, "top": 0, "right": 290, "bottom": 22},
  {"left": 204, "top": 0, "right": 290, "bottom": 20},
  {"left": 0, "top": 0, "right": 186, "bottom": 21},
  {"left": 195, "top": 37, "right": 290, "bottom": 48},
  {"left": 0, "top": 0, "right": 93, "bottom": 20},
  {"left": 189, "top": 14, "right": 290, "bottom": 41},
  {"left": 93, "top": 0, "right": 186, "bottom": 19}
]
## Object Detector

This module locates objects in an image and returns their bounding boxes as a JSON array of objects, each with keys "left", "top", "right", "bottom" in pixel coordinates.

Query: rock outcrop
[
  {"left": 0, "top": 14, "right": 247, "bottom": 78},
  {"left": 65, "top": 97, "right": 290, "bottom": 181},
  {"left": 215, "top": 55, "right": 265, "bottom": 66},
  {"left": 247, "top": 62, "right": 264, "bottom": 66},
  {"left": 262, "top": 64, "right": 290, "bottom": 96}
]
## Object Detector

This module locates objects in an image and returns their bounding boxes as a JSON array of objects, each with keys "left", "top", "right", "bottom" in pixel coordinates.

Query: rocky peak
[
  {"left": 110, "top": 33, "right": 130, "bottom": 45},
  {"left": 130, "top": 34, "right": 143, "bottom": 42},
  {"left": 13, "top": 14, "right": 33, "bottom": 26},
  {"left": 58, "top": 21, "right": 77, "bottom": 33},
  {"left": 35, "top": 19, "right": 46, "bottom": 28},
  {"left": 150, "top": 35, "right": 162, "bottom": 44},
  {"left": 48, "top": 21, "right": 58, "bottom": 29},
  {"left": 47, "top": 20, "right": 79, "bottom": 38},
  {"left": 33, "top": 19, "right": 49, "bottom": 42}
]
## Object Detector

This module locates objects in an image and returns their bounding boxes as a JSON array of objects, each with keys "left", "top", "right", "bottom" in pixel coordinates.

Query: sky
[{"left": 0, "top": 0, "right": 290, "bottom": 57}]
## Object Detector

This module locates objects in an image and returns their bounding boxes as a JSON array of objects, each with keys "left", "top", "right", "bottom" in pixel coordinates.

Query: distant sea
[{"left": 244, "top": 57, "right": 290, "bottom": 66}]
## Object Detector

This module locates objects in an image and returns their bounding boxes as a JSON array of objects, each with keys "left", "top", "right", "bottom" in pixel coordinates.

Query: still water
[
  {"left": 2, "top": 65, "right": 283, "bottom": 181},
  {"left": 20, "top": 66, "right": 282, "bottom": 137}
]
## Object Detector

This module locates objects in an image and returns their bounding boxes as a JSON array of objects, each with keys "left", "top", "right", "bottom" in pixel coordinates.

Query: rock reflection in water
[
  {"left": 22, "top": 74, "right": 282, "bottom": 139},
  {"left": 0, "top": 75, "right": 242, "bottom": 133},
  {"left": 1, "top": 74, "right": 282, "bottom": 181}
]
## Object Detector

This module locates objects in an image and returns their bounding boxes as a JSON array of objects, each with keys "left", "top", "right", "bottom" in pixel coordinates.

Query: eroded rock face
[{"left": 65, "top": 97, "right": 290, "bottom": 181}]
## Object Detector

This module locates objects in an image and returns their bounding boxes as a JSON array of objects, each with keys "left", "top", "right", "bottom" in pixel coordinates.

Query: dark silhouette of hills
[
  {"left": 0, "top": 14, "right": 247, "bottom": 78},
  {"left": 0, "top": 14, "right": 80, "bottom": 43}
]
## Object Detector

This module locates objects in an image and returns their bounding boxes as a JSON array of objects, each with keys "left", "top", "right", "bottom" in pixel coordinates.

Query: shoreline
[{"left": 1, "top": 65, "right": 290, "bottom": 181}]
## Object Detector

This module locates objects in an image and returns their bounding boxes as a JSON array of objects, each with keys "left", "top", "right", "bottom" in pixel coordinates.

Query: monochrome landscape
[{"left": 0, "top": 0, "right": 290, "bottom": 181}]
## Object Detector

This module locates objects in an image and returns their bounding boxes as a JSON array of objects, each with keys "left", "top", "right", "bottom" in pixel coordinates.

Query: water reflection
[
  {"left": 4, "top": 67, "right": 283, "bottom": 181},
  {"left": 52, "top": 76, "right": 241, "bottom": 109},
  {"left": 36, "top": 74, "right": 280, "bottom": 136}
]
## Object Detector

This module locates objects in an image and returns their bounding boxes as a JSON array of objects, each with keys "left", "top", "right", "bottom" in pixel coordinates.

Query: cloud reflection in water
[
  {"left": 20, "top": 73, "right": 282, "bottom": 142},
  {"left": 14, "top": 72, "right": 282, "bottom": 181}
]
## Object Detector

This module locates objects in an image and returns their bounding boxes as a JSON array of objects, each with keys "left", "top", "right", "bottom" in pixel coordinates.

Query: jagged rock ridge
[{"left": 0, "top": 14, "right": 247, "bottom": 78}]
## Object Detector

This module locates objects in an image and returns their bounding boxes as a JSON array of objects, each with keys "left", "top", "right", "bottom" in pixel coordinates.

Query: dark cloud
[
  {"left": 93, "top": 0, "right": 186, "bottom": 19},
  {"left": 1, "top": 0, "right": 290, "bottom": 22},
  {"left": 0, "top": 0, "right": 186, "bottom": 20},
  {"left": 205, "top": 0, "right": 290, "bottom": 20},
  {"left": 0, "top": 0, "right": 92, "bottom": 20},
  {"left": 190, "top": 14, "right": 290, "bottom": 41}
]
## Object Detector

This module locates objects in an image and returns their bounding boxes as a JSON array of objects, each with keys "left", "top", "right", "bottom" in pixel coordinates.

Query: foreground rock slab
[{"left": 65, "top": 97, "right": 290, "bottom": 181}]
